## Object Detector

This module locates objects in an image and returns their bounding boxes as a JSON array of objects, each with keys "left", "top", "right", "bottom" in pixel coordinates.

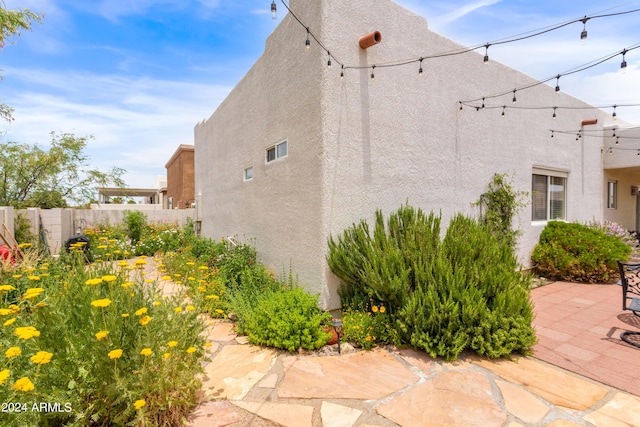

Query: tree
[
  {"left": 1, "top": 3, "right": 42, "bottom": 121},
  {"left": 0, "top": 132, "right": 127, "bottom": 208}
]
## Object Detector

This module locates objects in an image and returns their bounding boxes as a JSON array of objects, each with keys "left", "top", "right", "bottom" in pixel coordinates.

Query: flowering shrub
[
  {"left": 341, "top": 304, "right": 400, "bottom": 350},
  {"left": 0, "top": 247, "right": 207, "bottom": 426},
  {"left": 587, "top": 220, "right": 639, "bottom": 256}
]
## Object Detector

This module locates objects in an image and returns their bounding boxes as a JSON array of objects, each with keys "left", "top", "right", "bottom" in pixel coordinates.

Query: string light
[
  {"left": 555, "top": 75, "right": 561, "bottom": 93},
  {"left": 305, "top": 27, "right": 310, "bottom": 51},
  {"left": 580, "top": 16, "right": 589, "bottom": 41},
  {"left": 502, "top": 106, "right": 506, "bottom": 116},
  {"left": 459, "top": 102, "right": 463, "bottom": 111},
  {"left": 616, "top": 136, "right": 620, "bottom": 144},
  {"left": 481, "top": 97, "right": 485, "bottom": 109},
  {"left": 327, "top": 51, "right": 331, "bottom": 68},
  {"left": 612, "top": 104, "right": 617, "bottom": 120},
  {"left": 340, "top": 64, "right": 344, "bottom": 79},
  {"left": 418, "top": 58, "right": 423, "bottom": 76},
  {"left": 271, "top": 0, "right": 277, "bottom": 19},
  {"left": 483, "top": 44, "right": 490, "bottom": 63},
  {"left": 512, "top": 90, "right": 517, "bottom": 104},
  {"left": 637, "top": 149, "right": 639, "bottom": 156},
  {"left": 621, "top": 49, "right": 628, "bottom": 70},
  {"left": 371, "top": 65, "right": 375, "bottom": 81},
  {"left": 552, "top": 107, "right": 557, "bottom": 119}
]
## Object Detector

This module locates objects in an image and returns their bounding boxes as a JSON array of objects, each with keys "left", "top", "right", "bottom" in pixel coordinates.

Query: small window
[
  {"left": 244, "top": 166, "right": 253, "bottom": 181},
  {"left": 266, "top": 140, "right": 287, "bottom": 163},
  {"left": 532, "top": 172, "right": 567, "bottom": 221},
  {"left": 608, "top": 181, "right": 617, "bottom": 209}
]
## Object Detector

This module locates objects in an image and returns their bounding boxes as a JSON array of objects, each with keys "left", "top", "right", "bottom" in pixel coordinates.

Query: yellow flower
[
  {"left": 121, "top": 281, "right": 134, "bottom": 288},
  {"left": 186, "top": 347, "right": 196, "bottom": 354},
  {"left": 14, "top": 326, "right": 40, "bottom": 340},
  {"left": 100, "top": 275, "right": 116, "bottom": 283},
  {"left": 30, "top": 351, "right": 53, "bottom": 365},
  {"left": 174, "top": 307, "right": 183, "bottom": 313},
  {"left": 204, "top": 342, "right": 212, "bottom": 348},
  {"left": 117, "top": 260, "right": 129, "bottom": 267},
  {"left": 28, "top": 275, "right": 40, "bottom": 281},
  {"left": 0, "top": 285, "right": 15, "bottom": 292},
  {"left": 11, "top": 275, "right": 21, "bottom": 279},
  {"left": 91, "top": 298, "right": 112, "bottom": 308},
  {"left": 108, "top": 349, "right": 123, "bottom": 359},
  {"left": 139, "top": 316, "right": 151, "bottom": 326},
  {"left": 153, "top": 301, "right": 161, "bottom": 306},
  {"left": 380, "top": 306, "right": 386, "bottom": 313},
  {"left": 186, "top": 261, "right": 195, "bottom": 266},
  {"left": 8, "top": 304, "right": 19, "bottom": 314},
  {"left": 3, "top": 318, "right": 16, "bottom": 326},
  {"left": 0, "top": 369, "right": 9, "bottom": 385},
  {"left": 134, "top": 307, "right": 148, "bottom": 316},
  {"left": 97, "top": 245, "right": 108, "bottom": 249},
  {"left": 215, "top": 309, "right": 224, "bottom": 314},
  {"left": 371, "top": 305, "right": 379, "bottom": 313},
  {"left": 134, "top": 399, "right": 146, "bottom": 410},
  {"left": 140, "top": 348, "right": 153, "bottom": 357},
  {"left": 85, "top": 278, "right": 103, "bottom": 286},
  {"left": 122, "top": 313, "right": 130, "bottom": 318},
  {"left": 163, "top": 352, "right": 171, "bottom": 359},
  {"left": 23, "top": 288, "right": 44, "bottom": 299},
  {"left": 186, "top": 305, "right": 195, "bottom": 311},
  {"left": 198, "top": 265, "right": 208, "bottom": 270},
  {"left": 145, "top": 279, "right": 153, "bottom": 283},
  {"left": 206, "top": 295, "right": 220, "bottom": 300},
  {"left": 12, "top": 377, "right": 34, "bottom": 392},
  {"left": 0, "top": 308, "right": 11, "bottom": 316},
  {"left": 161, "top": 275, "right": 171, "bottom": 281},
  {"left": 95, "top": 330, "right": 109, "bottom": 341},
  {"left": 168, "top": 341, "right": 178, "bottom": 347},
  {"left": 5, "top": 346, "right": 21, "bottom": 358},
  {"left": 134, "top": 259, "right": 147, "bottom": 265}
]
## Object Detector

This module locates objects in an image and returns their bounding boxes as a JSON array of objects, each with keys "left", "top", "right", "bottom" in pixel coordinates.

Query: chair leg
[{"left": 621, "top": 331, "right": 640, "bottom": 348}]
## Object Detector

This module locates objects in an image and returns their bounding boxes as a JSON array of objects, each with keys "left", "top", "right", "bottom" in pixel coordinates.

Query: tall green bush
[
  {"left": 532, "top": 221, "right": 631, "bottom": 283},
  {"left": 123, "top": 210, "right": 147, "bottom": 245},
  {"left": 328, "top": 205, "right": 536, "bottom": 360}
]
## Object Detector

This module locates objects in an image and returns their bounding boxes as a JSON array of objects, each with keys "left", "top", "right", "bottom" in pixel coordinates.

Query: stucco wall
[{"left": 196, "top": 0, "right": 619, "bottom": 309}]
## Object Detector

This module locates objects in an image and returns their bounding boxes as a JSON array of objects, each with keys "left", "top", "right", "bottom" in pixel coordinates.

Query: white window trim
[
  {"left": 266, "top": 139, "right": 288, "bottom": 163},
  {"left": 607, "top": 180, "right": 617, "bottom": 209},
  {"left": 243, "top": 166, "right": 254, "bottom": 182},
  {"left": 532, "top": 168, "right": 568, "bottom": 223}
]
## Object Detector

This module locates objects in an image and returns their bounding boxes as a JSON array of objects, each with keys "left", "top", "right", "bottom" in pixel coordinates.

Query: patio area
[{"left": 531, "top": 280, "right": 640, "bottom": 396}]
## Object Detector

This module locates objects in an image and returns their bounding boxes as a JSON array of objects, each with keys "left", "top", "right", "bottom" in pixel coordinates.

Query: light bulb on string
[
  {"left": 555, "top": 75, "right": 561, "bottom": 93},
  {"left": 580, "top": 17, "right": 588, "bottom": 44},
  {"left": 612, "top": 104, "right": 617, "bottom": 120},
  {"left": 512, "top": 90, "right": 517, "bottom": 104},
  {"left": 340, "top": 65, "right": 344, "bottom": 79},
  {"left": 501, "top": 106, "right": 506, "bottom": 116},
  {"left": 481, "top": 97, "right": 485, "bottom": 109},
  {"left": 371, "top": 65, "right": 375, "bottom": 81},
  {"left": 576, "top": 132, "right": 581, "bottom": 141},
  {"left": 550, "top": 130, "right": 555, "bottom": 138},
  {"left": 418, "top": 58, "right": 423, "bottom": 76},
  {"left": 616, "top": 136, "right": 620, "bottom": 144},
  {"left": 637, "top": 149, "right": 639, "bottom": 156},
  {"left": 459, "top": 102, "right": 463, "bottom": 112},
  {"left": 305, "top": 28, "right": 310, "bottom": 51},
  {"left": 621, "top": 49, "right": 628, "bottom": 73},
  {"left": 327, "top": 52, "right": 332, "bottom": 68},
  {"left": 552, "top": 107, "right": 557, "bottom": 119},
  {"left": 483, "top": 44, "right": 490, "bottom": 64},
  {"left": 271, "top": 0, "right": 277, "bottom": 19}
]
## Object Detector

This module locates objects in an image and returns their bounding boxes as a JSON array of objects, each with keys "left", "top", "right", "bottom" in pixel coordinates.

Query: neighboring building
[
  {"left": 194, "top": 0, "right": 638, "bottom": 309},
  {"left": 165, "top": 144, "right": 195, "bottom": 210}
]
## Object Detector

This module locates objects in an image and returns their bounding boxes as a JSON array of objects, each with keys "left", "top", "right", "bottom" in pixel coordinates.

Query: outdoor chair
[{"left": 616, "top": 260, "right": 640, "bottom": 348}]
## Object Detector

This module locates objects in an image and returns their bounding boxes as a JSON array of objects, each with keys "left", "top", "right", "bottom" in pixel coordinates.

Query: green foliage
[
  {"left": 328, "top": 204, "right": 536, "bottom": 360},
  {"left": 0, "top": 133, "right": 126, "bottom": 208},
  {"left": 0, "top": 251, "right": 206, "bottom": 427},
  {"left": 241, "top": 287, "right": 331, "bottom": 352},
  {"left": 123, "top": 210, "right": 147, "bottom": 245},
  {"left": 13, "top": 212, "right": 37, "bottom": 246},
  {"left": 474, "top": 173, "right": 528, "bottom": 250},
  {"left": 341, "top": 305, "right": 400, "bottom": 350},
  {"left": 532, "top": 221, "right": 631, "bottom": 283}
]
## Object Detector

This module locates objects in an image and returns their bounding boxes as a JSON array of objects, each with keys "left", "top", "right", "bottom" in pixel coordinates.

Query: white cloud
[
  {"left": 434, "top": 0, "right": 502, "bottom": 28},
  {"left": 1, "top": 68, "right": 233, "bottom": 187}
]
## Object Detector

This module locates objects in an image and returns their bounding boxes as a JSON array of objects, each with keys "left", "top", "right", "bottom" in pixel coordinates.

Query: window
[
  {"left": 266, "top": 140, "right": 287, "bottom": 163},
  {"left": 607, "top": 181, "right": 617, "bottom": 209},
  {"left": 532, "top": 172, "right": 567, "bottom": 221},
  {"left": 244, "top": 166, "right": 253, "bottom": 181}
]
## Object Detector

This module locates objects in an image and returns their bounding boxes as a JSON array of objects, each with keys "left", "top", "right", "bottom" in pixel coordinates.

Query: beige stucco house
[{"left": 194, "top": 0, "right": 638, "bottom": 309}]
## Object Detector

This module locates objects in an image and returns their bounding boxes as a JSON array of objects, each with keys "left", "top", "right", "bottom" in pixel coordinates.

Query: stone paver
[
  {"left": 186, "top": 401, "right": 242, "bottom": 427},
  {"left": 583, "top": 392, "right": 640, "bottom": 426},
  {"left": 320, "top": 401, "right": 363, "bottom": 427},
  {"left": 495, "top": 380, "right": 549, "bottom": 424},
  {"left": 232, "top": 401, "right": 314, "bottom": 427},
  {"left": 471, "top": 356, "right": 609, "bottom": 411},
  {"left": 201, "top": 344, "right": 276, "bottom": 400},
  {"left": 278, "top": 348, "right": 419, "bottom": 400},
  {"left": 376, "top": 370, "right": 506, "bottom": 427},
  {"left": 206, "top": 321, "right": 238, "bottom": 342}
]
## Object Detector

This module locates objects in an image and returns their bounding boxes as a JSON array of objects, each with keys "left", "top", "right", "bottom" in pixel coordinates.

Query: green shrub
[
  {"left": 532, "top": 221, "right": 631, "bottom": 283},
  {"left": 123, "top": 210, "right": 147, "bottom": 245},
  {"left": 328, "top": 205, "right": 536, "bottom": 361},
  {"left": 241, "top": 287, "right": 331, "bottom": 352},
  {"left": 341, "top": 305, "right": 400, "bottom": 350}
]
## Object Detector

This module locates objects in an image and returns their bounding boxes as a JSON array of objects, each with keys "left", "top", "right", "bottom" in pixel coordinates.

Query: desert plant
[
  {"left": 123, "top": 210, "right": 147, "bottom": 245},
  {"left": 532, "top": 221, "right": 631, "bottom": 283}
]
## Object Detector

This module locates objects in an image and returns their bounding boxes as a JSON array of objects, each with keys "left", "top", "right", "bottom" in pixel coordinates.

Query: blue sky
[{"left": 1, "top": 0, "right": 639, "bottom": 189}]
